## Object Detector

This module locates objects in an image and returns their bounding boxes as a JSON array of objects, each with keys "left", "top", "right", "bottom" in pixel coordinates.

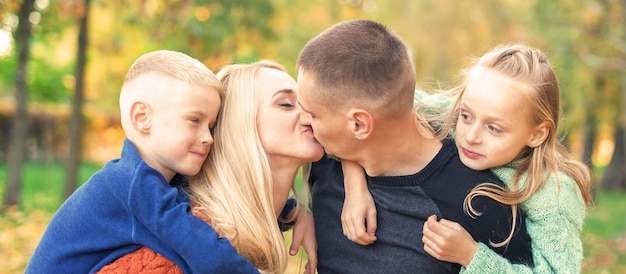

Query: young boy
[{"left": 26, "top": 50, "right": 258, "bottom": 274}]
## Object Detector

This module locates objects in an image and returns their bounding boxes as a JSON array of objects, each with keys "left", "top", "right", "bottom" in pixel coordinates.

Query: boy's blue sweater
[{"left": 26, "top": 139, "right": 258, "bottom": 274}]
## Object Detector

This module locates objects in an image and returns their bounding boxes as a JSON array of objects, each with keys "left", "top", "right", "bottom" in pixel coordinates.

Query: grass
[
  {"left": 0, "top": 161, "right": 102, "bottom": 212},
  {"left": 584, "top": 191, "right": 626, "bottom": 237},
  {"left": 581, "top": 191, "right": 626, "bottom": 273},
  {"left": 0, "top": 162, "right": 625, "bottom": 273},
  {"left": 0, "top": 161, "right": 104, "bottom": 273}
]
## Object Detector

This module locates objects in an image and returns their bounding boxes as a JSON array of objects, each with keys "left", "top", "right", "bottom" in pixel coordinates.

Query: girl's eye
[
  {"left": 487, "top": 125, "right": 502, "bottom": 134},
  {"left": 190, "top": 118, "right": 200, "bottom": 123},
  {"left": 279, "top": 103, "right": 294, "bottom": 108},
  {"left": 460, "top": 112, "right": 472, "bottom": 122}
]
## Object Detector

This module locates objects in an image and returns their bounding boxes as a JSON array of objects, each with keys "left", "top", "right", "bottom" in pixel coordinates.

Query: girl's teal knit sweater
[{"left": 461, "top": 166, "right": 586, "bottom": 274}]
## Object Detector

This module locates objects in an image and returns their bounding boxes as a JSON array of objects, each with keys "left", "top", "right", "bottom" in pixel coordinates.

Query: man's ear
[
  {"left": 527, "top": 121, "right": 550, "bottom": 148},
  {"left": 130, "top": 101, "right": 151, "bottom": 133},
  {"left": 349, "top": 108, "right": 373, "bottom": 140}
]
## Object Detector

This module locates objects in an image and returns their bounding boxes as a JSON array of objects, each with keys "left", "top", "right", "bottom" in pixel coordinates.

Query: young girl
[{"left": 341, "top": 43, "right": 593, "bottom": 273}]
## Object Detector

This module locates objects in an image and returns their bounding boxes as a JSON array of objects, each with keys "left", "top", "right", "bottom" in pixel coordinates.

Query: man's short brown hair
[{"left": 296, "top": 19, "right": 416, "bottom": 117}]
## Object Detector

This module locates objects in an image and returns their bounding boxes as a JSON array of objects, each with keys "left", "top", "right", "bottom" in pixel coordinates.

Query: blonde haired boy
[{"left": 27, "top": 50, "right": 257, "bottom": 274}]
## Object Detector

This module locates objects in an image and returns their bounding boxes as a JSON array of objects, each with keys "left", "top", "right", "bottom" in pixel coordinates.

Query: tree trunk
[
  {"left": 581, "top": 115, "right": 596, "bottom": 168},
  {"left": 4, "top": 0, "right": 35, "bottom": 208},
  {"left": 601, "top": 124, "right": 626, "bottom": 189},
  {"left": 65, "top": 0, "right": 90, "bottom": 198},
  {"left": 599, "top": 35, "right": 626, "bottom": 189},
  {"left": 581, "top": 110, "right": 596, "bottom": 193},
  {"left": 606, "top": 0, "right": 626, "bottom": 190},
  {"left": 583, "top": 73, "right": 603, "bottom": 199},
  {"left": 620, "top": 0, "right": 626, "bottom": 190}
]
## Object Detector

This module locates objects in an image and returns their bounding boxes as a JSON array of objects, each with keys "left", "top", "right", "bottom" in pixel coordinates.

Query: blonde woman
[
  {"left": 98, "top": 60, "right": 323, "bottom": 273},
  {"left": 189, "top": 60, "right": 322, "bottom": 273}
]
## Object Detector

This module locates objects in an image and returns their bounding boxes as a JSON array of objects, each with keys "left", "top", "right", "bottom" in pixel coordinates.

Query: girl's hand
[
  {"left": 341, "top": 160, "right": 377, "bottom": 245},
  {"left": 341, "top": 186, "right": 377, "bottom": 245},
  {"left": 422, "top": 215, "right": 478, "bottom": 267}
]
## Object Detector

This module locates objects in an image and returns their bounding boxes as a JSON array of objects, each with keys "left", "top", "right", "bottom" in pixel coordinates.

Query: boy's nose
[{"left": 200, "top": 128, "right": 213, "bottom": 145}]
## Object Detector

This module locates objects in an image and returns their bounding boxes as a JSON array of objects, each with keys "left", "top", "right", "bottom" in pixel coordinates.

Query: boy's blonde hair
[
  {"left": 188, "top": 60, "right": 302, "bottom": 273},
  {"left": 119, "top": 50, "right": 222, "bottom": 134},
  {"left": 438, "top": 44, "right": 592, "bottom": 246}
]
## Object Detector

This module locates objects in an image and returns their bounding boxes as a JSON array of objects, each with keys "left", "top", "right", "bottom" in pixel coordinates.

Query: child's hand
[
  {"left": 422, "top": 215, "right": 478, "bottom": 267},
  {"left": 289, "top": 209, "right": 317, "bottom": 274},
  {"left": 341, "top": 160, "right": 377, "bottom": 245},
  {"left": 341, "top": 186, "right": 377, "bottom": 245}
]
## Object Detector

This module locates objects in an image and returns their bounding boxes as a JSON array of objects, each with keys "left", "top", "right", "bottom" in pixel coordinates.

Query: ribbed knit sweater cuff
[{"left": 461, "top": 243, "right": 498, "bottom": 274}]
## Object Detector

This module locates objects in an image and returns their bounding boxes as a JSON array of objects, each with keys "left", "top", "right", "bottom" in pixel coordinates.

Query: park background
[{"left": 1, "top": 0, "right": 626, "bottom": 273}]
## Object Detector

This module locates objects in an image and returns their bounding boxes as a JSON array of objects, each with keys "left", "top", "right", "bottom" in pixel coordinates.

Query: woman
[{"left": 98, "top": 60, "right": 324, "bottom": 273}]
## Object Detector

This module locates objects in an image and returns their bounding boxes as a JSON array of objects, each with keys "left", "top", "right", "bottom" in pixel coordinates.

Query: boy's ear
[
  {"left": 348, "top": 108, "right": 373, "bottom": 140},
  {"left": 130, "top": 101, "right": 151, "bottom": 133},
  {"left": 527, "top": 121, "right": 550, "bottom": 148}
]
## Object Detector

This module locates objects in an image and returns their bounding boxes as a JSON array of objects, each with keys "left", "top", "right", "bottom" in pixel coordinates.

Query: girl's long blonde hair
[
  {"left": 187, "top": 60, "right": 295, "bottom": 273},
  {"left": 437, "top": 44, "right": 592, "bottom": 246}
]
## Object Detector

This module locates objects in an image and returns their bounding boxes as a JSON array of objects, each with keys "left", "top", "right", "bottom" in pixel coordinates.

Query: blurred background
[{"left": 0, "top": 0, "right": 625, "bottom": 273}]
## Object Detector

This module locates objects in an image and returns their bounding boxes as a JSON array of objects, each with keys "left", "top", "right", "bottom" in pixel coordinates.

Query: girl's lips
[{"left": 461, "top": 147, "right": 482, "bottom": 160}]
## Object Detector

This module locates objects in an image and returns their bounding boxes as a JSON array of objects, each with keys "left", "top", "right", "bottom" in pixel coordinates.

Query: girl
[{"left": 341, "top": 43, "right": 593, "bottom": 273}]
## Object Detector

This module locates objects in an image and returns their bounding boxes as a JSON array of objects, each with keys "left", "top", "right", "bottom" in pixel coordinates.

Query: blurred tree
[
  {"left": 557, "top": 0, "right": 607, "bottom": 182},
  {"left": 582, "top": 73, "right": 603, "bottom": 174},
  {"left": 80, "top": 0, "right": 278, "bottom": 113},
  {"left": 5, "top": 0, "right": 35, "bottom": 208},
  {"left": 65, "top": 0, "right": 90, "bottom": 198},
  {"left": 600, "top": 0, "right": 626, "bottom": 189},
  {"left": 1, "top": 1, "right": 75, "bottom": 103},
  {"left": 604, "top": 122, "right": 625, "bottom": 189},
  {"left": 0, "top": 0, "right": 622, "bottom": 188},
  {"left": 561, "top": 0, "right": 626, "bottom": 189},
  {"left": 269, "top": 0, "right": 344, "bottom": 75},
  {"left": 523, "top": 0, "right": 620, "bottom": 188}
]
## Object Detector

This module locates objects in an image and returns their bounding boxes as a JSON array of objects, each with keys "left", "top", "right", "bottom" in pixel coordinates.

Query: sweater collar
[{"left": 365, "top": 138, "right": 456, "bottom": 186}]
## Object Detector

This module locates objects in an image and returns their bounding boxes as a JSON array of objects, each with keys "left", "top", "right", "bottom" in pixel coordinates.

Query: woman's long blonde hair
[
  {"left": 187, "top": 60, "right": 294, "bottom": 273},
  {"left": 437, "top": 44, "right": 593, "bottom": 246}
]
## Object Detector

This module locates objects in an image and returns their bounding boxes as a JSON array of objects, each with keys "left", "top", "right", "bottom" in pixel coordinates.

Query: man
[{"left": 296, "top": 19, "right": 533, "bottom": 273}]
